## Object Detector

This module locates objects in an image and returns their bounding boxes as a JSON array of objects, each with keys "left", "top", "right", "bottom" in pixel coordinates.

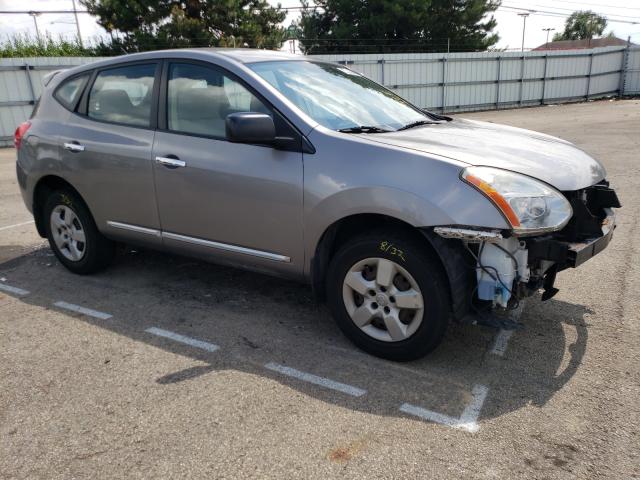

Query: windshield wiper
[
  {"left": 338, "top": 125, "right": 392, "bottom": 134},
  {"left": 396, "top": 119, "right": 440, "bottom": 131}
]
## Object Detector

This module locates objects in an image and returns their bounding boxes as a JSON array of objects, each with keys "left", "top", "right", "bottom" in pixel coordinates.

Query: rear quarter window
[
  {"left": 53, "top": 74, "right": 90, "bottom": 111},
  {"left": 87, "top": 64, "right": 157, "bottom": 128}
]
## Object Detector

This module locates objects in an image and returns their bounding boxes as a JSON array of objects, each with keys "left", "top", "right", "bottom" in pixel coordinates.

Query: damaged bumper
[
  {"left": 433, "top": 182, "right": 620, "bottom": 310},
  {"left": 569, "top": 209, "right": 615, "bottom": 267},
  {"left": 528, "top": 208, "right": 616, "bottom": 270}
]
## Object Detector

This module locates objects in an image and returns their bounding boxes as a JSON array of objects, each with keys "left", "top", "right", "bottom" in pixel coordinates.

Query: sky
[{"left": 1, "top": 0, "right": 639, "bottom": 50}]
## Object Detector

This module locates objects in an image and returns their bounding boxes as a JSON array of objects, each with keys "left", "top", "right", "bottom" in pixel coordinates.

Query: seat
[
  {"left": 172, "top": 87, "right": 231, "bottom": 137},
  {"left": 92, "top": 89, "right": 148, "bottom": 126}
]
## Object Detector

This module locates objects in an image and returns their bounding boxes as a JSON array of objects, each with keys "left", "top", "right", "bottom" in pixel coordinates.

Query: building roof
[{"left": 533, "top": 37, "right": 632, "bottom": 51}]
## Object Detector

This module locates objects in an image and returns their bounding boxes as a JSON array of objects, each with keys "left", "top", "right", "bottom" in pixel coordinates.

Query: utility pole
[
  {"left": 28, "top": 11, "right": 41, "bottom": 39},
  {"left": 233, "top": 7, "right": 237, "bottom": 48},
  {"left": 518, "top": 12, "right": 529, "bottom": 52},
  {"left": 542, "top": 27, "right": 555, "bottom": 45},
  {"left": 71, "top": 0, "right": 83, "bottom": 47}
]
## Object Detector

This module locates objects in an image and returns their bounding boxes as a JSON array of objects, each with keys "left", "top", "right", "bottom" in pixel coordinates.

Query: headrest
[
  {"left": 176, "top": 87, "right": 230, "bottom": 120},
  {"left": 95, "top": 89, "right": 134, "bottom": 112}
]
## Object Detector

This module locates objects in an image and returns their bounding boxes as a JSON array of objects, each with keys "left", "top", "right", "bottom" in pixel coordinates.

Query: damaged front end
[{"left": 434, "top": 180, "right": 621, "bottom": 312}]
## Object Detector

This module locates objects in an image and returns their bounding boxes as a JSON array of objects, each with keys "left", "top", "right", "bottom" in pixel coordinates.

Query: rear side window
[
  {"left": 88, "top": 64, "right": 156, "bottom": 127},
  {"left": 53, "top": 74, "right": 89, "bottom": 110},
  {"left": 167, "top": 63, "right": 271, "bottom": 138}
]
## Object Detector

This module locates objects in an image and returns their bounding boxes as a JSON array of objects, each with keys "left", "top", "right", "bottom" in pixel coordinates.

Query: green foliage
[
  {"left": 298, "top": 0, "right": 500, "bottom": 53},
  {"left": 553, "top": 10, "right": 608, "bottom": 41},
  {"left": 0, "top": 34, "right": 96, "bottom": 58},
  {"left": 80, "top": 0, "right": 287, "bottom": 51}
]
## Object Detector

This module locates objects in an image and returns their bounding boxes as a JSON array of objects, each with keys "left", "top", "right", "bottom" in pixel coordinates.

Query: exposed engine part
[
  {"left": 433, "top": 226, "right": 503, "bottom": 243},
  {"left": 474, "top": 237, "right": 529, "bottom": 309}
]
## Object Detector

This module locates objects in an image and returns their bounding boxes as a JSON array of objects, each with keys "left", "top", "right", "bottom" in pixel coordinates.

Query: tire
[
  {"left": 44, "top": 189, "right": 115, "bottom": 274},
  {"left": 326, "top": 230, "right": 449, "bottom": 361}
]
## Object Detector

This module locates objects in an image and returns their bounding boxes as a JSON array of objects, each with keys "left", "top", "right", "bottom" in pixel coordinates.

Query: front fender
[{"left": 304, "top": 182, "right": 509, "bottom": 276}]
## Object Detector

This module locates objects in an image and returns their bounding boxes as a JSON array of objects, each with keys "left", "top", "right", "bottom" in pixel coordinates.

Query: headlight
[{"left": 461, "top": 166, "right": 572, "bottom": 235}]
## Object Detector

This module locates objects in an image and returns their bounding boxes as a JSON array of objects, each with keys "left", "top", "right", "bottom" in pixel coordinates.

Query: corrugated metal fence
[
  {"left": 311, "top": 46, "right": 640, "bottom": 113},
  {"left": 625, "top": 46, "right": 640, "bottom": 95},
  {"left": 1, "top": 47, "right": 639, "bottom": 146},
  {"left": 0, "top": 57, "right": 107, "bottom": 147}
]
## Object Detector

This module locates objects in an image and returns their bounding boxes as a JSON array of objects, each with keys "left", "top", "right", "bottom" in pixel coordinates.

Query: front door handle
[
  {"left": 155, "top": 156, "right": 186, "bottom": 168},
  {"left": 64, "top": 142, "right": 85, "bottom": 152}
]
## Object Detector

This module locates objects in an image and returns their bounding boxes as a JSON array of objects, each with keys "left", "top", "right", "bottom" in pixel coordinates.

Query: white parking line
[
  {"left": 0, "top": 220, "right": 34, "bottom": 232},
  {"left": 0, "top": 283, "right": 30, "bottom": 296},
  {"left": 457, "top": 384, "right": 490, "bottom": 431},
  {"left": 265, "top": 362, "right": 367, "bottom": 397},
  {"left": 400, "top": 384, "right": 489, "bottom": 433},
  {"left": 53, "top": 301, "right": 112, "bottom": 320},
  {"left": 490, "top": 329, "right": 514, "bottom": 356},
  {"left": 145, "top": 327, "right": 219, "bottom": 353}
]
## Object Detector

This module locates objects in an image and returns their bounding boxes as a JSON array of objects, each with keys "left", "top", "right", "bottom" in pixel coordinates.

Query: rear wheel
[
  {"left": 44, "top": 189, "right": 114, "bottom": 274},
  {"left": 326, "top": 231, "right": 449, "bottom": 361}
]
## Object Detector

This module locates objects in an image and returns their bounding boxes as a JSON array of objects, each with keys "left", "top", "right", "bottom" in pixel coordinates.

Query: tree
[
  {"left": 81, "top": 0, "right": 287, "bottom": 51},
  {"left": 553, "top": 10, "right": 607, "bottom": 41},
  {"left": 298, "top": 0, "right": 500, "bottom": 54}
]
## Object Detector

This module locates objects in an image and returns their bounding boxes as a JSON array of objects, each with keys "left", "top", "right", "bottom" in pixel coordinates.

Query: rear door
[
  {"left": 151, "top": 60, "right": 304, "bottom": 277},
  {"left": 59, "top": 62, "right": 162, "bottom": 245}
]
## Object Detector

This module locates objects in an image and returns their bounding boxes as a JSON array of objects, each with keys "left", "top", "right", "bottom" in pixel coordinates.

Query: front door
[{"left": 152, "top": 61, "right": 304, "bottom": 277}]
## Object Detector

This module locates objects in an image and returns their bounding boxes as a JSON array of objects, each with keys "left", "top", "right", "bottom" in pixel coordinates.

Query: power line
[
  {"left": 498, "top": 5, "right": 640, "bottom": 25},
  {"left": 502, "top": 2, "right": 640, "bottom": 20},
  {"left": 506, "top": 0, "right": 640, "bottom": 11},
  {"left": 0, "top": 10, "right": 90, "bottom": 14}
]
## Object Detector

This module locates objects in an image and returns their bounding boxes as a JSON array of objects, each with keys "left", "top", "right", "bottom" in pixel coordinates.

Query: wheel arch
[
  {"left": 310, "top": 213, "right": 474, "bottom": 321},
  {"left": 32, "top": 175, "right": 87, "bottom": 238}
]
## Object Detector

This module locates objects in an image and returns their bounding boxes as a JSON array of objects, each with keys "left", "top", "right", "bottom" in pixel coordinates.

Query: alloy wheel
[
  {"left": 342, "top": 257, "right": 424, "bottom": 342},
  {"left": 50, "top": 205, "right": 87, "bottom": 261}
]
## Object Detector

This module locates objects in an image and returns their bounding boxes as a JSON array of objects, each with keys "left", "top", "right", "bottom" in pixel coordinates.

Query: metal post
[
  {"left": 519, "top": 55, "right": 526, "bottom": 105},
  {"left": 541, "top": 54, "right": 548, "bottom": 105},
  {"left": 495, "top": 57, "right": 501, "bottom": 109},
  {"left": 441, "top": 57, "right": 447, "bottom": 113},
  {"left": 71, "top": 0, "right": 83, "bottom": 47},
  {"left": 518, "top": 13, "right": 529, "bottom": 52},
  {"left": 379, "top": 59, "right": 385, "bottom": 86},
  {"left": 585, "top": 52, "right": 594, "bottom": 100},
  {"left": 24, "top": 63, "right": 36, "bottom": 105},
  {"left": 29, "top": 12, "right": 41, "bottom": 39},
  {"left": 618, "top": 43, "right": 631, "bottom": 96}
]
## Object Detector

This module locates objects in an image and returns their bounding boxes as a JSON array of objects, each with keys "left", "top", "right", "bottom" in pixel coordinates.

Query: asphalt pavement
[{"left": 1, "top": 99, "right": 638, "bottom": 479}]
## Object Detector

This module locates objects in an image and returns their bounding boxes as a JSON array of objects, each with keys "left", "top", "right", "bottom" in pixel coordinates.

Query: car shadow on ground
[{"left": 0, "top": 245, "right": 590, "bottom": 426}]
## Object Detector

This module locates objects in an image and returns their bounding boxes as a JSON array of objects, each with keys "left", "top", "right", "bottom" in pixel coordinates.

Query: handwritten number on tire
[{"left": 379, "top": 241, "right": 406, "bottom": 262}]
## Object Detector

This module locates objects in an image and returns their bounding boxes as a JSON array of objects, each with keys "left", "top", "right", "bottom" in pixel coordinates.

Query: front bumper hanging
[{"left": 433, "top": 181, "right": 620, "bottom": 310}]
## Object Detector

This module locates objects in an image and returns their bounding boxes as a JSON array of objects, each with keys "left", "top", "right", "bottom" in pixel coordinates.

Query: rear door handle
[
  {"left": 64, "top": 142, "right": 85, "bottom": 152},
  {"left": 155, "top": 156, "right": 186, "bottom": 168}
]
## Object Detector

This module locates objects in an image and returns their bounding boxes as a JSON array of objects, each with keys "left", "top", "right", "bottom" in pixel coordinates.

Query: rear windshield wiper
[
  {"left": 396, "top": 119, "right": 440, "bottom": 131},
  {"left": 338, "top": 125, "right": 392, "bottom": 134}
]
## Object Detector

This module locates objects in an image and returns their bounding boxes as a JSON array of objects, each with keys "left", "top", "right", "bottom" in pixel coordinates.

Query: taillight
[{"left": 14, "top": 121, "right": 31, "bottom": 149}]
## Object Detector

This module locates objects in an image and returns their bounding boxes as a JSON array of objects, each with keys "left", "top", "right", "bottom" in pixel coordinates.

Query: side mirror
[{"left": 225, "top": 112, "right": 276, "bottom": 145}]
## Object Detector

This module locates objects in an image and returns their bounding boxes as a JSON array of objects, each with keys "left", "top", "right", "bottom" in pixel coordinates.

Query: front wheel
[
  {"left": 44, "top": 189, "right": 115, "bottom": 274},
  {"left": 326, "top": 231, "right": 449, "bottom": 361}
]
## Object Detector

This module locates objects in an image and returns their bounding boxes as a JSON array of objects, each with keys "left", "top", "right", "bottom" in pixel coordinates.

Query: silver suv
[{"left": 15, "top": 49, "right": 620, "bottom": 360}]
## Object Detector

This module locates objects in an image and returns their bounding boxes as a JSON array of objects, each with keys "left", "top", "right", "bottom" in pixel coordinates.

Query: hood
[{"left": 368, "top": 118, "right": 606, "bottom": 191}]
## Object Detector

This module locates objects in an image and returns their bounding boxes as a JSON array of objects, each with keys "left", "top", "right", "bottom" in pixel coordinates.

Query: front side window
[
  {"left": 54, "top": 74, "right": 89, "bottom": 110},
  {"left": 88, "top": 64, "right": 156, "bottom": 127},
  {"left": 249, "top": 60, "right": 428, "bottom": 131},
  {"left": 167, "top": 63, "right": 270, "bottom": 138}
]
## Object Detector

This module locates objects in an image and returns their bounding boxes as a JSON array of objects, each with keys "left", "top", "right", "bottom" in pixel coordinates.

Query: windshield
[{"left": 248, "top": 60, "right": 429, "bottom": 132}]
